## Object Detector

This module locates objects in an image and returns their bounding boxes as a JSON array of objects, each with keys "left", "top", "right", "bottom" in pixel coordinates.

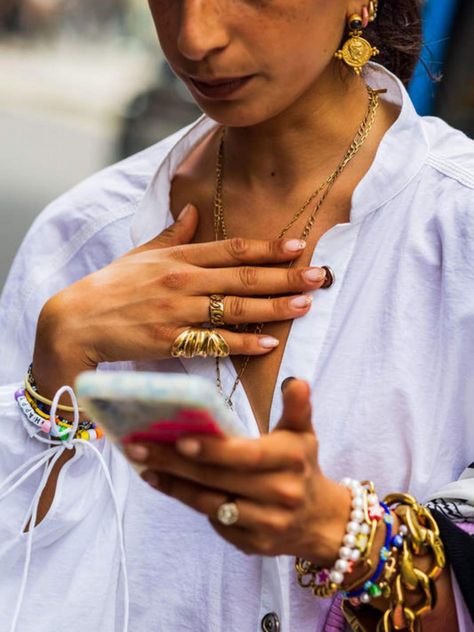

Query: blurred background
[{"left": 0, "top": 0, "right": 473, "bottom": 290}]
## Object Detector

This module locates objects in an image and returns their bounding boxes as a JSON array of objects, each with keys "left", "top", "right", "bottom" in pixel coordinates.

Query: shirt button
[
  {"left": 280, "top": 376, "right": 296, "bottom": 392},
  {"left": 261, "top": 612, "right": 280, "bottom": 632},
  {"left": 320, "top": 265, "right": 335, "bottom": 289}
]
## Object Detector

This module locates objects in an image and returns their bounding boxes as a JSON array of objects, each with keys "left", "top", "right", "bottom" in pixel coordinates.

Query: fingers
[
  {"left": 137, "top": 204, "right": 199, "bottom": 252},
  {"left": 174, "top": 236, "right": 307, "bottom": 268},
  {"left": 141, "top": 471, "right": 294, "bottom": 555},
  {"left": 170, "top": 326, "right": 280, "bottom": 356},
  {"left": 276, "top": 379, "right": 314, "bottom": 434},
  {"left": 125, "top": 443, "right": 304, "bottom": 507},
  {"left": 175, "top": 432, "right": 314, "bottom": 472},
  {"left": 181, "top": 293, "right": 313, "bottom": 325},
  {"left": 142, "top": 471, "right": 231, "bottom": 518},
  {"left": 194, "top": 264, "right": 327, "bottom": 296}
]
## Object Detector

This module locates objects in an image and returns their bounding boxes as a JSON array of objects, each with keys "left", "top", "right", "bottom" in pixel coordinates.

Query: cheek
[
  {"left": 267, "top": 28, "right": 335, "bottom": 80},
  {"left": 264, "top": 2, "right": 345, "bottom": 73},
  {"left": 216, "top": 13, "right": 343, "bottom": 124},
  {"left": 148, "top": 1, "right": 178, "bottom": 59},
  {"left": 244, "top": 2, "right": 345, "bottom": 92}
]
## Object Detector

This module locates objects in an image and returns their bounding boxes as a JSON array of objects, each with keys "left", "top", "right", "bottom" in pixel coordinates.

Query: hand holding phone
[{"left": 75, "top": 371, "right": 244, "bottom": 446}]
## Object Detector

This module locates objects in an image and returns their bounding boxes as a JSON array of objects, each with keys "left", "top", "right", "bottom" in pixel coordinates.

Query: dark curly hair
[{"left": 365, "top": 0, "right": 424, "bottom": 86}]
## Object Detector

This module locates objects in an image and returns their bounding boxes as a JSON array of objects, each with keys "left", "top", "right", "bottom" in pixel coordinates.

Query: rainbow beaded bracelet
[
  {"left": 15, "top": 387, "right": 103, "bottom": 442},
  {"left": 344, "top": 502, "right": 405, "bottom": 604}
]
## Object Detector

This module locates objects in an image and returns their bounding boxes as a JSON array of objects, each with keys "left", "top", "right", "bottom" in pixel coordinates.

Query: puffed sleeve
[
  {"left": 0, "top": 382, "right": 131, "bottom": 632},
  {"left": 428, "top": 178, "right": 474, "bottom": 628}
]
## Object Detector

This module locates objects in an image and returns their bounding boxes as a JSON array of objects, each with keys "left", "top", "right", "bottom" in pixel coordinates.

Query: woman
[{"left": 0, "top": 0, "right": 473, "bottom": 630}]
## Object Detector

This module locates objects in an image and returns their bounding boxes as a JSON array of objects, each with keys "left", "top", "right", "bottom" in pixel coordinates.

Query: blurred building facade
[
  {"left": 0, "top": 0, "right": 160, "bottom": 290},
  {"left": 1, "top": 0, "right": 132, "bottom": 39}
]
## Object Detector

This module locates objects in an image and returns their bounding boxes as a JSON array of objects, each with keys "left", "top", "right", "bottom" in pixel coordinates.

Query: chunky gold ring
[
  {"left": 209, "top": 294, "right": 226, "bottom": 327},
  {"left": 171, "top": 328, "right": 230, "bottom": 359},
  {"left": 216, "top": 501, "right": 239, "bottom": 526}
]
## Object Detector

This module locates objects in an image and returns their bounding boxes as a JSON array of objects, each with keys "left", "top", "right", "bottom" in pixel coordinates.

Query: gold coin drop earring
[{"left": 335, "top": 12, "right": 380, "bottom": 75}]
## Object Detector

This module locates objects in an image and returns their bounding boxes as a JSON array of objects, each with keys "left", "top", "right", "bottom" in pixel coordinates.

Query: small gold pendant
[{"left": 335, "top": 34, "right": 379, "bottom": 75}]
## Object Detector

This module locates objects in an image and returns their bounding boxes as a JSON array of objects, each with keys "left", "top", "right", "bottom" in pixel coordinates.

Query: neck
[{"left": 224, "top": 64, "right": 371, "bottom": 192}]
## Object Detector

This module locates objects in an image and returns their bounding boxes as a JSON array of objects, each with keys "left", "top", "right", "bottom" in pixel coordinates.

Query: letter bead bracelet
[
  {"left": 15, "top": 365, "right": 103, "bottom": 442},
  {"left": 25, "top": 363, "right": 85, "bottom": 413}
]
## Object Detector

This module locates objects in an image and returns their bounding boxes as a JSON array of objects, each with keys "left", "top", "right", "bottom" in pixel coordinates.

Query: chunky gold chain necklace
[{"left": 213, "top": 87, "right": 380, "bottom": 409}]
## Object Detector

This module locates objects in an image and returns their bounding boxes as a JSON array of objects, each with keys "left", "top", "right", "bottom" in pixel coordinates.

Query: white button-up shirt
[{"left": 0, "top": 64, "right": 473, "bottom": 631}]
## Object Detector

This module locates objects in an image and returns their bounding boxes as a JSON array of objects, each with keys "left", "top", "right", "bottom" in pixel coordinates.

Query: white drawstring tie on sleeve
[{"left": 0, "top": 385, "right": 129, "bottom": 632}]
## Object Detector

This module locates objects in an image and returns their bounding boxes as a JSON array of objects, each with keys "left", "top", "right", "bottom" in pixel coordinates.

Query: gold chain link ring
[{"left": 209, "top": 294, "right": 226, "bottom": 327}]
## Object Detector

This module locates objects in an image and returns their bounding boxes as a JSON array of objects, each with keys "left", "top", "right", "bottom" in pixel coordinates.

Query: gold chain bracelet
[
  {"left": 295, "top": 484, "right": 446, "bottom": 632},
  {"left": 379, "top": 494, "right": 446, "bottom": 632}
]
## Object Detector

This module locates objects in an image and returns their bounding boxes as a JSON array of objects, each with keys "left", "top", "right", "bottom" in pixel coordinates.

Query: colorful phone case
[{"left": 75, "top": 371, "right": 244, "bottom": 444}]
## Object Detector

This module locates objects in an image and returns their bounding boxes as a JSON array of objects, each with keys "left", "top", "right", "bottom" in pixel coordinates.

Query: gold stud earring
[{"left": 335, "top": 13, "right": 380, "bottom": 75}]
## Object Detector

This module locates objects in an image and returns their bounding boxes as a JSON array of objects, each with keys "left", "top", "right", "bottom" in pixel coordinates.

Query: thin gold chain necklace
[{"left": 213, "top": 87, "right": 380, "bottom": 410}]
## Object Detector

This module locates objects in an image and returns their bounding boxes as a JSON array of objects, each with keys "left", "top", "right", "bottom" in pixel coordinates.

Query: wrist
[
  {"left": 296, "top": 479, "right": 384, "bottom": 599},
  {"left": 33, "top": 296, "right": 96, "bottom": 404},
  {"left": 296, "top": 486, "right": 448, "bottom": 631},
  {"left": 306, "top": 479, "right": 352, "bottom": 567}
]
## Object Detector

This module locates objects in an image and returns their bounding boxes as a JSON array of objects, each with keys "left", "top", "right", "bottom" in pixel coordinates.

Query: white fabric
[
  {"left": 0, "top": 64, "right": 473, "bottom": 630},
  {"left": 0, "top": 386, "right": 129, "bottom": 632}
]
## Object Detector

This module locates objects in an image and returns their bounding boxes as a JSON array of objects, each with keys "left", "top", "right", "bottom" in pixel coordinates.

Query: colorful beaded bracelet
[
  {"left": 344, "top": 502, "right": 405, "bottom": 603},
  {"left": 25, "top": 363, "right": 85, "bottom": 413},
  {"left": 295, "top": 479, "right": 385, "bottom": 598},
  {"left": 15, "top": 386, "right": 103, "bottom": 442}
]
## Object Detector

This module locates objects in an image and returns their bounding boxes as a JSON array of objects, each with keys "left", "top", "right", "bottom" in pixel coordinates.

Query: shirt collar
[
  {"left": 350, "top": 63, "right": 428, "bottom": 222},
  {"left": 130, "top": 63, "right": 429, "bottom": 246}
]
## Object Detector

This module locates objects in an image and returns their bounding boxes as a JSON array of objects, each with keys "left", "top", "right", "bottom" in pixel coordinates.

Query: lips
[{"left": 187, "top": 75, "right": 254, "bottom": 99}]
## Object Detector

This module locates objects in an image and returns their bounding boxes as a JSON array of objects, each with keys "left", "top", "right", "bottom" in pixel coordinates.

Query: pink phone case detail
[{"left": 122, "top": 409, "right": 224, "bottom": 444}]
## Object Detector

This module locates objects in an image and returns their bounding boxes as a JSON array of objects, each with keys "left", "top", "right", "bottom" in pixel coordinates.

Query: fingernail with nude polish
[
  {"left": 284, "top": 239, "right": 307, "bottom": 253},
  {"left": 259, "top": 336, "right": 280, "bottom": 349},
  {"left": 290, "top": 295, "right": 313, "bottom": 309},
  {"left": 178, "top": 204, "right": 192, "bottom": 221},
  {"left": 303, "top": 267, "right": 326, "bottom": 283},
  {"left": 124, "top": 444, "right": 149, "bottom": 462},
  {"left": 176, "top": 438, "right": 201, "bottom": 457}
]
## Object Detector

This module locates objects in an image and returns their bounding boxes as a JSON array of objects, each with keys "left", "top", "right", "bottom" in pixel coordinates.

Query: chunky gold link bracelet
[
  {"left": 338, "top": 492, "right": 445, "bottom": 632},
  {"left": 379, "top": 494, "right": 445, "bottom": 632}
]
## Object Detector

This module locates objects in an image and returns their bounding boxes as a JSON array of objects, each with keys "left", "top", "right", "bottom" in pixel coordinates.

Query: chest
[
  {"left": 142, "top": 191, "right": 469, "bottom": 493},
  {"left": 171, "top": 174, "right": 353, "bottom": 432}
]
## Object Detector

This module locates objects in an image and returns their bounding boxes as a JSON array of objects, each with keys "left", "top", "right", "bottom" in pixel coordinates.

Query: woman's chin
[{"left": 195, "top": 98, "right": 284, "bottom": 128}]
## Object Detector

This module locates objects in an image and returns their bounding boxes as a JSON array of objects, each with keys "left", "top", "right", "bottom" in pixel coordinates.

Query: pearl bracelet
[
  {"left": 295, "top": 479, "right": 386, "bottom": 598},
  {"left": 328, "top": 478, "right": 375, "bottom": 585}
]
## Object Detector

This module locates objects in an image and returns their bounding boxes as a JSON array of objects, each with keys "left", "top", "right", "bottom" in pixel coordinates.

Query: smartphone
[{"left": 75, "top": 370, "right": 244, "bottom": 445}]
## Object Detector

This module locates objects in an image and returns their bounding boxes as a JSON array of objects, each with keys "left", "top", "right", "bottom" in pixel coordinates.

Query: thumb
[
  {"left": 140, "top": 203, "right": 199, "bottom": 251},
  {"left": 275, "top": 379, "right": 314, "bottom": 435}
]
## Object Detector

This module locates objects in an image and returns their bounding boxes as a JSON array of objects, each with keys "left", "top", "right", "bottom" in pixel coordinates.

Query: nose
[{"left": 178, "top": 0, "right": 230, "bottom": 61}]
